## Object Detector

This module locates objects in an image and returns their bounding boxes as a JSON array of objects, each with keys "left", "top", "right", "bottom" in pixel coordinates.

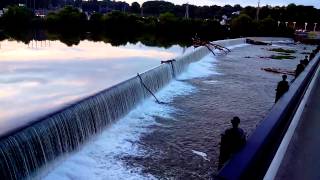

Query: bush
[
  {"left": 46, "top": 6, "right": 87, "bottom": 31},
  {"left": 103, "top": 11, "right": 144, "bottom": 34},
  {"left": 231, "top": 14, "right": 255, "bottom": 36}
]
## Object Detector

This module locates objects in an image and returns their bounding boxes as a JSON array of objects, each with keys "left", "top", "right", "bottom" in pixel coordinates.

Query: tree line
[
  {"left": 1, "top": 1, "right": 319, "bottom": 22},
  {"left": 0, "top": 3, "right": 318, "bottom": 44}
]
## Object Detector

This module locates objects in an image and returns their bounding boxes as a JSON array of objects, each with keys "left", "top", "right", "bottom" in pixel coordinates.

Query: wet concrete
[{"left": 123, "top": 43, "right": 315, "bottom": 179}]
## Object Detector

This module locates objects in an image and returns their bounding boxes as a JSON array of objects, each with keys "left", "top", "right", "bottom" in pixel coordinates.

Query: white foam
[
  {"left": 227, "top": 44, "right": 249, "bottom": 50},
  {"left": 178, "top": 44, "right": 247, "bottom": 80},
  {"left": 191, "top": 150, "right": 210, "bottom": 161},
  {"left": 44, "top": 80, "right": 195, "bottom": 180},
  {"left": 178, "top": 54, "right": 220, "bottom": 80},
  {"left": 43, "top": 43, "right": 247, "bottom": 180},
  {"left": 43, "top": 53, "right": 218, "bottom": 180}
]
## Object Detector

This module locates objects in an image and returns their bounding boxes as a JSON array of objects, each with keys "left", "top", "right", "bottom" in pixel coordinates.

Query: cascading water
[{"left": 0, "top": 38, "right": 245, "bottom": 180}]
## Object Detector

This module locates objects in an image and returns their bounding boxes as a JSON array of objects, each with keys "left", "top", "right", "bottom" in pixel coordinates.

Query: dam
[{"left": 0, "top": 37, "right": 317, "bottom": 179}]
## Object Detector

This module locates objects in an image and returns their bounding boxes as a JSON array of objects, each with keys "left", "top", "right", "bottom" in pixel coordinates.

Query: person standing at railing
[
  {"left": 295, "top": 60, "right": 305, "bottom": 78},
  {"left": 275, "top": 75, "right": 290, "bottom": 103},
  {"left": 302, "top": 56, "right": 309, "bottom": 66},
  {"left": 218, "top": 117, "right": 246, "bottom": 169}
]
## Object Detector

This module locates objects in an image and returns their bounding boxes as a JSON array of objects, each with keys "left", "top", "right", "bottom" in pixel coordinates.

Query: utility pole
[
  {"left": 141, "top": 5, "right": 143, "bottom": 17},
  {"left": 256, "top": 0, "right": 260, "bottom": 21},
  {"left": 185, "top": 3, "right": 189, "bottom": 19}
]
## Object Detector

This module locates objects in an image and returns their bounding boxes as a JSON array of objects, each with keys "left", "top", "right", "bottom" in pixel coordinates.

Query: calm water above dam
[{"left": 0, "top": 39, "right": 192, "bottom": 136}]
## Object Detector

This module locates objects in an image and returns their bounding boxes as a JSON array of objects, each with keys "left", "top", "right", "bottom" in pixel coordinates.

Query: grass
[
  {"left": 279, "top": 52, "right": 291, "bottom": 56},
  {"left": 270, "top": 55, "right": 296, "bottom": 60},
  {"left": 269, "top": 48, "right": 296, "bottom": 54}
]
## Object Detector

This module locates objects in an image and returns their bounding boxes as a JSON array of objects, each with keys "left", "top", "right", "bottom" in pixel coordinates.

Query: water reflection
[
  {"left": 0, "top": 40, "right": 182, "bottom": 61},
  {"left": 0, "top": 39, "right": 194, "bottom": 136},
  {"left": 0, "top": 29, "right": 194, "bottom": 48}
]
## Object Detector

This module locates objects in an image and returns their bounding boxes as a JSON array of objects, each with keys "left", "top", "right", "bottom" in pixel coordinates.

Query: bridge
[{"left": 217, "top": 52, "right": 320, "bottom": 180}]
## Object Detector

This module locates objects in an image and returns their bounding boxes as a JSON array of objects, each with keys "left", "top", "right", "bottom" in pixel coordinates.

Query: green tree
[
  {"left": 103, "top": 11, "right": 144, "bottom": 34},
  {"left": 231, "top": 14, "right": 255, "bottom": 36},
  {"left": 46, "top": 6, "right": 87, "bottom": 31},
  {"left": 159, "top": 12, "right": 178, "bottom": 23},
  {"left": 258, "top": 16, "right": 277, "bottom": 36},
  {"left": 1, "top": 5, "right": 34, "bottom": 29},
  {"left": 131, "top": 2, "right": 141, "bottom": 14},
  {"left": 89, "top": 12, "right": 103, "bottom": 31}
]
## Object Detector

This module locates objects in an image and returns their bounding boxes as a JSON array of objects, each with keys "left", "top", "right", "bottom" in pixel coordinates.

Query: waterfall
[{"left": 0, "top": 38, "right": 245, "bottom": 179}]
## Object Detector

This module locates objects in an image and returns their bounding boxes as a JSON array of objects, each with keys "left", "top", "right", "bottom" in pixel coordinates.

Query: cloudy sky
[{"left": 123, "top": 0, "right": 319, "bottom": 8}]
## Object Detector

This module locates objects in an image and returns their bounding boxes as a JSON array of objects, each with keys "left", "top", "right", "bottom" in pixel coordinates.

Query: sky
[{"left": 122, "top": 0, "right": 320, "bottom": 8}]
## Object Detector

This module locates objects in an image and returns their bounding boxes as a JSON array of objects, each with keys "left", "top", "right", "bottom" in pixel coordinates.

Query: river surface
[
  {"left": 1, "top": 38, "right": 315, "bottom": 179},
  {"left": 0, "top": 40, "right": 192, "bottom": 136}
]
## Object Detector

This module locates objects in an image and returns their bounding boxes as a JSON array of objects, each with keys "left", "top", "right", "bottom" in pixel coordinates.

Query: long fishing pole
[{"left": 137, "top": 73, "right": 162, "bottom": 104}]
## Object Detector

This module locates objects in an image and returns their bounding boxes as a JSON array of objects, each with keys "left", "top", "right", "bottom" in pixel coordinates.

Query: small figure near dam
[{"left": 218, "top": 117, "right": 246, "bottom": 169}]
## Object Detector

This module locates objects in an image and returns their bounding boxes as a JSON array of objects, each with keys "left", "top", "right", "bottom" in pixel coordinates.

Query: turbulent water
[{"left": 121, "top": 43, "right": 315, "bottom": 179}]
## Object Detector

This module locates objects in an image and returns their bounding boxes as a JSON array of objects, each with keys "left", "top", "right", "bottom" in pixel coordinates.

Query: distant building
[
  {"left": 220, "top": 19, "right": 227, "bottom": 26},
  {"left": 99, "top": 5, "right": 113, "bottom": 14},
  {"left": 220, "top": 15, "right": 229, "bottom": 26},
  {"left": 35, "top": 9, "right": 48, "bottom": 18},
  {"left": 232, "top": 11, "right": 240, "bottom": 15}
]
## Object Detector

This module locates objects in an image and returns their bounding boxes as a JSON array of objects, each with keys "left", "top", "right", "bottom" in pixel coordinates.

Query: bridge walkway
[{"left": 266, "top": 60, "right": 320, "bottom": 180}]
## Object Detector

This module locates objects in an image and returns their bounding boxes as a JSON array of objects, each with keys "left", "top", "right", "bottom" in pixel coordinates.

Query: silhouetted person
[
  {"left": 218, "top": 117, "right": 246, "bottom": 169},
  {"left": 309, "top": 51, "right": 316, "bottom": 60},
  {"left": 302, "top": 56, "right": 309, "bottom": 66},
  {"left": 275, "top": 75, "right": 290, "bottom": 103},
  {"left": 295, "top": 60, "right": 305, "bottom": 78}
]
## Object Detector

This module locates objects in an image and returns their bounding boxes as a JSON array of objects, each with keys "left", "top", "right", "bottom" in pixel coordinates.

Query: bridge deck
[{"left": 274, "top": 63, "right": 320, "bottom": 180}]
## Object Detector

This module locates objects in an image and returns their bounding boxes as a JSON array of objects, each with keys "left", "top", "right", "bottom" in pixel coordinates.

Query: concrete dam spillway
[{"left": 0, "top": 38, "right": 246, "bottom": 179}]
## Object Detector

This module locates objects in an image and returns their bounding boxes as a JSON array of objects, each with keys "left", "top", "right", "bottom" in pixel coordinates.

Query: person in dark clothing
[
  {"left": 302, "top": 56, "right": 309, "bottom": 66},
  {"left": 295, "top": 60, "right": 305, "bottom": 78},
  {"left": 275, "top": 75, "right": 290, "bottom": 103},
  {"left": 218, "top": 117, "right": 246, "bottom": 169},
  {"left": 310, "top": 50, "right": 316, "bottom": 60}
]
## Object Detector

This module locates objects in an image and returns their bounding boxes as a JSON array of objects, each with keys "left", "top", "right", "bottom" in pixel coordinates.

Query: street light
[{"left": 305, "top": 22, "right": 308, "bottom": 31}]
